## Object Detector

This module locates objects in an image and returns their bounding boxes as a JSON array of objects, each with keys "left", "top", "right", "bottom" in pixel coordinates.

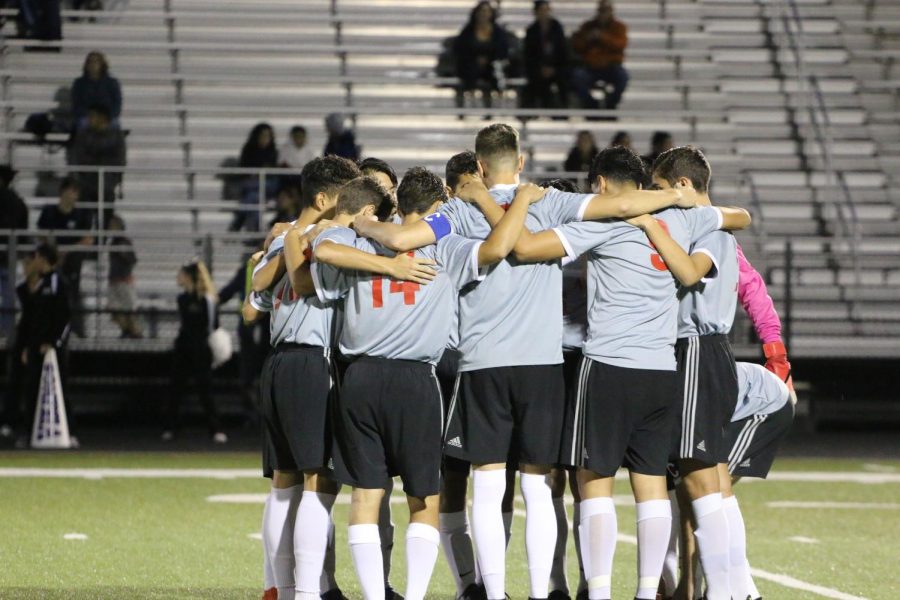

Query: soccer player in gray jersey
[
  {"left": 505, "top": 146, "right": 750, "bottom": 600},
  {"left": 310, "top": 169, "right": 542, "bottom": 600},
  {"left": 354, "top": 125, "right": 699, "bottom": 600},
  {"left": 650, "top": 146, "right": 744, "bottom": 600}
]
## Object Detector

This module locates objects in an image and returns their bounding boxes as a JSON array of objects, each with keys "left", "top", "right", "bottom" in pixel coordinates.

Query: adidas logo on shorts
[
  {"left": 696, "top": 440, "right": 707, "bottom": 452},
  {"left": 447, "top": 436, "right": 463, "bottom": 448},
  {"left": 740, "top": 459, "right": 751, "bottom": 468},
  {"left": 327, "top": 458, "right": 334, "bottom": 470}
]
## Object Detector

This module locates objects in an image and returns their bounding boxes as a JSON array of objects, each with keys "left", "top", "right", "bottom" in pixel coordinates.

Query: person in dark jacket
[
  {"left": 17, "top": 0, "right": 62, "bottom": 43},
  {"left": 68, "top": 105, "right": 127, "bottom": 226},
  {"left": 9, "top": 244, "right": 71, "bottom": 444},
  {"left": 231, "top": 122, "right": 279, "bottom": 232},
  {"left": 0, "top": 165, "right": 27, "bottom": 339},
  {"left": 564, "top": 130, "right": 599, "bottom": 191},
  {"left": 106, "top": 214, "right": 141, "bottom": 338},
  {"left": 453, "top": 1, "right": 509, "bottom": 109},
  {"left": 323, "top": 113, "right": 360, "bottom": 161},
  {"left": 163, "top": 260, "right": 226, "bottom": 443},
  {"left": 522, "top": 1, "right": 570, "bottom": 109},
  {"left": 71, "top": 52, "right": 122, "bottom": 130}
]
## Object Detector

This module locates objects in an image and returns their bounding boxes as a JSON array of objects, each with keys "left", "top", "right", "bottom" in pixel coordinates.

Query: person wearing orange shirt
[{"left": 571, "top": 0, "right": 629, "bottom": 113}]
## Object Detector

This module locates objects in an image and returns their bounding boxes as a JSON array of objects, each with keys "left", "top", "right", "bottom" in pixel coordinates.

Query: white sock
[
  {"left": 579, "top": 497, "right": 616, "bottom": 600},
  {"left": 520, "top": 473, "right": 558, "bottom": 599},
  {"left": 549, "top": 496, "right": 569, "bottom": 594},
  {"left": 573, "top": 501, "right": 587, "bottom": 594},
  {"left": 661, "top": 490, "right": 679, "bottom": 597},
  {"left": 405, "top": 523, "right": 441, "bottom": 600},
  {"left": 723, "top": 495, "right": 759, "bottom": 599},
  {"left": 293, "top": 491, "right": 336, "bottom": 598},
  {"left": 349, "top": 524, "right": 385, "bottom": 600},
  {"left": 319, "top": 512, "right": 338, "bottom": 594},
  {"left": 379, "top": 491, "right": 395, "bottom": 583},
  {"left": 472, "top": 470, "right": 507, "bottom": 599},
  {"left": 264, "top": 486, "right": 301, "bottom": 598},
  {"left": 502, "top": 510, "right": 513, "bottom": 548},
  {"left": 262, "top": 493, "right": 276, "bottom": 590},
  {"left": 692, "top": 493, "right": 731, "bottom": 600},
  {"left": 440, "top": 511, "right": 478, "bottom": 595},
  {"left": 635, "top": 499, "right": 672, "bottom": 599}
]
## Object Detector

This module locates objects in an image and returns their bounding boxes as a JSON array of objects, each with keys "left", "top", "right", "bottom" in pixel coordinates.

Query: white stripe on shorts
[
  {"left": 570, "top": 356, "right": 592, "bottom": 467},
  {"left": 681, "top": 337, "right": 700, "bottom": 458},
  {"left": 728, "top": 413, "right": 767, "bottom": 472},
  {"left": 443, "top": 373, "right": 461, "bottom": 442}
]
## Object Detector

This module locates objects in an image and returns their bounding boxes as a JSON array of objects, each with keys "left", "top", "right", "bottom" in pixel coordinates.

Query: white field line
[
  {"left": 1, "top": 467, "right": 898, "bottom": 483},
  {"left": 767, "top": 501, "right": 900, "bottom": 510},
  {"left": 62, "top": 533, "right": 88, "bottom": 540},
  {"left": 789, "top": 536, "right": 820, "bottom": 544},
  {"left": 862, "top": 463, "right": 896, "bottom": 473},
  {"left": 511, "top": 509, "right": 867, "bottom": 600}
]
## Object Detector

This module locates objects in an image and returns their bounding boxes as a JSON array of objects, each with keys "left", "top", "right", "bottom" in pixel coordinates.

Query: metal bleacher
[{"left": 1, "top": 0, "right": 898, "bottom": 359}]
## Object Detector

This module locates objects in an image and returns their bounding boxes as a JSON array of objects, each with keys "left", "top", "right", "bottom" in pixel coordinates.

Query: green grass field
[{"left": 0, "top": 452, "right": 897, "bottom": 599}]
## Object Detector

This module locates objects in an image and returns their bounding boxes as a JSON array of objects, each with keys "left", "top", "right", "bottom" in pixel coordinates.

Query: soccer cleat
[
  {"left": 261, "top": 587, "right": 277, "bottom": 600},
  {"left": 459, "top": 583, "right": 488, "bottom": 600},
  {"left": 548, "top": 592, "right": 572, "bottom": 600},
  {"left": 320, "top": 589, "right": 349, "bottom": 600},
  {"left": 385, "top": 585, "right": 404, "bottom": 600}
]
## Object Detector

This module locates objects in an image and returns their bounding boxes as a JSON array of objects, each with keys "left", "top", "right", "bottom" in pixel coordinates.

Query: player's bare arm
[
  {"left": 251, "top": 252, "right": 285, "bottom": 293},
  {"left": 582, "top": 187, "right": 696, "bottom": 220},
  {"left": 475, "top": 183, "right": 546, "bottom": 266},
  {"left": 629, "top": 214, "right": 704, "bottom": 287},
  {"left": 263, "top": 221, "right": 290, "bottom": 251},
  {"left": 314, "top": 239, "right": 438, "bottom": 285},
  {"left": 352, "top": 216, "right": 437, "bottom": 252},
  {"left": 283, "top": 225, "right": 316, "bottom": 296},
  {"left": 241, "top": 295, "right": 263, "bottom": 325},
  {"left": 718, "top": 206, "right": 752, "bottom": 230}
]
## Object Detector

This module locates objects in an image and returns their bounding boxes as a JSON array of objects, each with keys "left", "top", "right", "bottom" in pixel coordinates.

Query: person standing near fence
[
  {"left": 162, "top": 260, "right": 226, "bottom": 444},
  {"left": 0, "top": 165, "right": 28, "bottom": 340}
]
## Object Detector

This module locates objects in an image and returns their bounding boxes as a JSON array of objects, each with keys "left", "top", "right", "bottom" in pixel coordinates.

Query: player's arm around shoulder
[
  {"left": 314, "top": 226, "right": 437, "bottom": 285},
  {"left": 352, "top": 214, "right": 437, "bottom": 252},
  {"left": 629, "top": 214, "right": 704, "bottom": 286},
  {"left": 716, "top": 205, "right": 752, "bottom": 230},
  {"left": 582, "top": 187, "right": 695, "bottom": 220},
  {"left": 477, "top": 182, "right": 547, "bottom": 266}
]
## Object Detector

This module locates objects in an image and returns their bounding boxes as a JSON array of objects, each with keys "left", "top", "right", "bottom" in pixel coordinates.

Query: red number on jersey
[
  {"left": 273, "top": 281, "right": 299, "bottom": 310},
  {"left": 372, "top": 252, "right": 421, "bottom": 308},
  {"left": 648, "top": 218, "right": 671, "bottom": 271}
]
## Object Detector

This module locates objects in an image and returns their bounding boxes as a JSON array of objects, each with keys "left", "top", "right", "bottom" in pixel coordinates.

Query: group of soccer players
[{"left": 241, "top": 122, "right": 797, "bottom": 600}]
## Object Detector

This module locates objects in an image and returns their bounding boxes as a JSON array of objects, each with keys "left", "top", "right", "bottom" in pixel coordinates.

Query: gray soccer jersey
[
  {"left": 677, "top": 230, "right": 739, "bottom": 337},
  {"left": 554, "top": 206, "right": 723, "bottom": 371},
  {"left": 311, "top": 226, "right": 484, "bottom": 364},
  {"left": 733, "top": 362, "right": 790, "bottom": 421},
  {"left": 438, "top": 185, "right": 592, "bottom": 370}
]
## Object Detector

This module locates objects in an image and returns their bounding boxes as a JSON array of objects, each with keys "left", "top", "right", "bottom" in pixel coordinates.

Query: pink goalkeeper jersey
[{"left": 736, "top": 243, "right": 782, "bottom": 344}]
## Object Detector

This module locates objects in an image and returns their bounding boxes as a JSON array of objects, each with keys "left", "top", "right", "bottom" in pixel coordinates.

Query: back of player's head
[
  {"left": 335, "top": 176, "right": 392, "bottom": 217},
  {"left": 358, "top": 157, "right": 398, "bottom": 188},
  {"left": 652, "top": 145, "right": 711, "bottom": 193},
  {"left": 540, "top": 178, "right": 579, "bottom": 193},
  {"left": 589, "top": 146, "right": 646, "bottom": 187},
  {"left": 475, "top": 123, "right": 521, "bottom": 171},
  {"left": 397, "top": 167, "right": 448, "bottom": 216},
  {"left": 300, "top": 156, "right": 361, "bottom": 209},
  {"left": 445, "top": 150, "right": 478, "bottom": 193}
]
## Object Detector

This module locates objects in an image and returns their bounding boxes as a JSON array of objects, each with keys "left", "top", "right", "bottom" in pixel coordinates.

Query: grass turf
[{"left": 0, "top": 453, "right": 897, "bottom": 599}]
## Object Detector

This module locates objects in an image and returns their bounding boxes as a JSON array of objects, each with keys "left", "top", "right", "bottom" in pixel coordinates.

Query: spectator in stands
[
  {"left": 68, "top": 104, "right": 127, "bottom": 226},
  {"left": 231, "top": 122, "right": 279, "bottom": 232},
  {"left": 643, "top": 130, "right": 674, "bottom": 165},
  {"left": 564, "top": 130, "right": 599, "bottom": 174},
  {"left": 453, "top": 1, "right": 509, "bottom": 110},
  {"left": 106, "top": 214, "right": 141, "bottom": 339},
  {"left": 609, "top": 130, "right": 632, "bottom": 149},
  {"left": 271, "top": 184, "right": 300, "bottom": 226},
  {"left": 571, "top": 0, "right": 629, "bottom": 112},
  {"left": 163, "top": 259, "right": 226, "bottom": 444},
  {"left": 72, "top": 52, "right": 122, "bottom": 130},
  {"left": 16, "top": 0, "right": 62, "bottom": 44},
  {"left": 12, "top": 243, "right": 71, "bottom": 446},
  {"left": 522, "top": 0, "right": 569, "bottom": 109},
  {"left": 279, "top": 125, "right": 315, "bottom": 170},
  {"left": 0, "top": 165, "right": 27, "bottom": 339},
  {"left": 37, "top": 177, "right": 94, "bottom": 338},
  {"left": 323, "top": 113, "right": 360, "bottom": 161}
]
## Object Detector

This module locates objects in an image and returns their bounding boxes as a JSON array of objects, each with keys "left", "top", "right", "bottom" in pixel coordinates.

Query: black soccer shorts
[
  {"left": 331, "top": 356, "right": 443, "bottom": 498},
  {"left": 725, "top": 401, "right": 794, "bottom": 478},
  {"left": 562, "top": 357, "right": 677, "bottom": 477},
  {"left": 443, "top": 364, "right": 565, "bottom": 467},
  {"left": 673, "top": 334, "right": 738, "bottom": 465}
]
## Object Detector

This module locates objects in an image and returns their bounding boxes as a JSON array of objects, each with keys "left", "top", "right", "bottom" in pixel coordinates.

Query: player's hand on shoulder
[
  {"left": 455, "top": 174, "right": 489, "bottom": 203},
  {"left": 515, "top": 182, "right": 547, "bottom": 204},
  {"left": 626, "top": 214, "right": 656, "bottom": 230},
  {"left": 389, "top": 253, "right": 437, "bottom": 285},
  {"left": 247, "top": 251, "right": 264, "bottom": 269},
  {"left": 675, "top": 188, "right": 699, "bottom": 209},
  {"left": 352, "top": 214, "right": 378, "bottom": 233}
]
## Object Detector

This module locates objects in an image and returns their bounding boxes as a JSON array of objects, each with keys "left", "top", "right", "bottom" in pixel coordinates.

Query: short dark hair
[
  {"left": 540, "top": 178, "right": 579, "bottom": 193},
  {"left": 651, "top": 130, "right": 673, "bottom": 149},
  {"left": 445, "top": 150, "right": 478, "bottom": 193},
  {"left": 335, "top": 176, "right": 393, "bottom": 217},
  {"left": 588, "top": 146, "right": 646, "bottom": 187},
  {"left": 300, "top": 156, "right": 361, "bottom": 209},
  {"left": 475, "top": 123, "right": 520, "bottom": 167},
  {"left": 59, "top": 176, "right": 80, "bottom": 195},
  {"left": 358, "top": 157, "right": 398, "bottom": 188},
  {"left": 34, "top": 242, "right": 59, "bottom": 266},
  {"left": 397, "top": 167, "right": 448, "bottom": 216},
  {"left": 651, "top": 146, "right": 711, "bottom": 193},
  {"left": 290, "top": 125, "right": 307, "bottom": 136}
]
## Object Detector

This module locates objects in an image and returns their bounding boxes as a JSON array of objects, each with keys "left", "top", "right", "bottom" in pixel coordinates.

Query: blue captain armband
[{"left": 423, "top": 212, "right": 452, "bottom": 241}]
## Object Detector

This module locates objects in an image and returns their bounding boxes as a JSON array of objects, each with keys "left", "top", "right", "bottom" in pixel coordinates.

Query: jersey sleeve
[
  {"left": 552, "top": 221, "right": 615, "bottom": 261},
  {"left": 531, "top": 189, "right": 594, "bottom": 228},
  {"left": 440, "top": 199, "right": 477, "bottom": 237},
  {"left": 423, "top": 211, "right": 453, "bottom": 241},
  {"left": 437, "top": 234, "right": 486, "bottom": 290},
  {"left": 253, "top": 233, "right": 287, "bottom": 277},
  {"left": 691, "top": 229, "right": 729, "bottom": 281},
  {"left": 248, "top": 290, "right": 273, "bottom": 312},
  {"left": 736, "top": 243, "right": 783, "bottom": 344},
  {"left": 687, "top": 206, "right": 724, "bottom": 243}
]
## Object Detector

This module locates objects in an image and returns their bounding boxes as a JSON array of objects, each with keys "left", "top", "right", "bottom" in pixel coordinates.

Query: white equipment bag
[
  {"left": 30, "top": 348, "right": 74, "bottom": 449},
  {"left": 208, "top": 327, "right": 233, "bottom": 369}
]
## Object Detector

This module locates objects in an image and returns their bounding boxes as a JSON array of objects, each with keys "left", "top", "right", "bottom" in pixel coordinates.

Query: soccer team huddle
[{"left": 243, "top": 123, "right": 797, "bottom": 600}]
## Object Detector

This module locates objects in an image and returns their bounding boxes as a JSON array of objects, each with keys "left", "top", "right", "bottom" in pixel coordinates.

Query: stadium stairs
[{"left": 0, "top": 0, "right": 898, "bottom": 425}]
